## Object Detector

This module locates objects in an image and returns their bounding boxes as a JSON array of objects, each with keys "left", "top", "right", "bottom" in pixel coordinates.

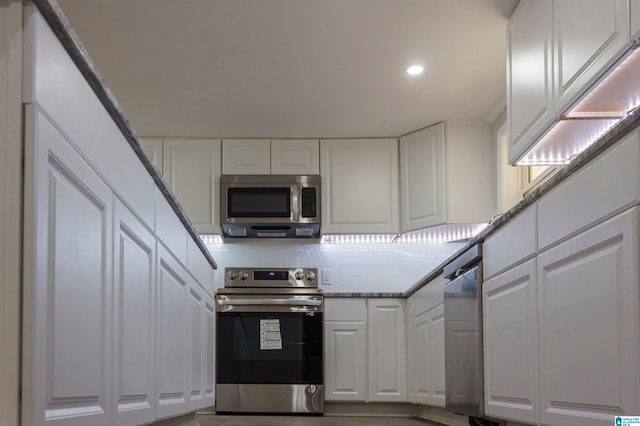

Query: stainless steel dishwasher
[{"left": 443, "top": 244, "right": 490, "bottom": 423}]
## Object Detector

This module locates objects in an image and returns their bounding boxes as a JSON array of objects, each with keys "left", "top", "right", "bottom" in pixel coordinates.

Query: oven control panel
[{"left": 224, "top": 267, "right": 319, "bottom": 288}]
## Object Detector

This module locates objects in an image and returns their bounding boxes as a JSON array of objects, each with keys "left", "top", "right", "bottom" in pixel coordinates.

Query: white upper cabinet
[
  {"left": 399, "top": 124, "right": 446, "bottom": 231},
  {"left": 632, "top": 0, "right": 640, "bottom": 39},
  {"left": 507, "top": 0, "right": 554, "bottom": 165},
  {"left": 270, "top": 139, "right": 319, "bottom": 174},
  {"left": 507, "top": 0, "right": 633, "bottom": 164},
  {"left": 141, "top": 138, "right": 164, "bottom": 173},
  {"left": 222, "top": 139, "right": 270, "bottom": 175},
  {"left": 222, "top": 139, "right": 319, "bottom": 175},
  {"left": 163, "top": 139, "right": 222, "bottom": 234},
  {"left": 553, "top": 0, "right": 630, "bottom": 109},
  {"left": 321, "top": 138, "right": 399, "bottom": 234},
  {"left": 400, "top": 122, "right": 493, "bottom": 232}
]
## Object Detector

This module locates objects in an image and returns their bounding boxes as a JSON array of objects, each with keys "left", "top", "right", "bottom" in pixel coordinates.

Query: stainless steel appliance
[
  {"left": 220, "top": 175, "right": 320, "bottom": 238},
  {"left": 215, "top": 268, "right": 324, "bottom": 414},
  {"left": 443, "top": 244, "right": 485, "bottom": 418}
]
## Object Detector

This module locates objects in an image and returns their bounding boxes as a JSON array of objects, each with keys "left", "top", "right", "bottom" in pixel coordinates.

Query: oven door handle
[{"left": 217, "top": 297, "right": 322, "bottom": 307}]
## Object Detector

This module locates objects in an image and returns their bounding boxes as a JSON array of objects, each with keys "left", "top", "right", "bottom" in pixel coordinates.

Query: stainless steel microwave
[{"left": 220, "top": 175, "right": 320, "bottom": 238}]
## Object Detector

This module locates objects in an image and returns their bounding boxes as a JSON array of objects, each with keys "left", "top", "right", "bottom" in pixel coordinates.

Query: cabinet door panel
[
  {"left": 400, "top": 124, "right": 446, "bottom": 231},
  {"left": 324, "top": 322, "right": 367, "bottom": 401},
  {"left": 222, "top": 139, "right": 270, "bottom": 174},
  {"left": 113, "top": 200, "right": 156, "bottom": 426},
  {"left": 368, "top": 299, "right": 407, "bottom": 402},
  {"left": 204, "top": 297, "right": 216, "bottom": 408},
  {"left": 321, "top": 139, "right": 399, "bottom": 234},
  {"left": 156, "top": 245, "right": 189, "bottom": 419},
  {"left": 507, "top": 0, "right": 554, "bottom": 164},
  {"left": 554, "top": 0, "right": 630, "bottom": 110},
  {"left": 271, "top": 139, "right": 319, "bottom": 175},
  {"left": 632, "top": 0, "right": 640, "bottom": 40},
  {"left": 538, "top": 208, "right": 639, "bottom": 425},
  {"left": 188, "top": 284, "right": 205, "bottom": 411},
  {"left": 29, "top": 108, "right": 113, "bottom": 426},
  {"left": 414, "top": 312, "right": 430, "bottom": 405},
  {"left": 483, "top": 259, "right": 538, "bottom": 424},
  {"left": 141, "top": 138, "right": 163, "bottom": 174},
  {"left": 163, "top": 139, "right": 221, "bottom": 234},
  {"left": 429, "top": 306, "right": 446, "bottom": 408}
]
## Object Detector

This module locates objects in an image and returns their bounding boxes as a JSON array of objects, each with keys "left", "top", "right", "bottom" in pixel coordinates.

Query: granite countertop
[
  {"left": 327, "top": 107, "right": 640, "bottom": 299},
  {"left": 33, "top": 0, "right": 217, "bottom": 269}
]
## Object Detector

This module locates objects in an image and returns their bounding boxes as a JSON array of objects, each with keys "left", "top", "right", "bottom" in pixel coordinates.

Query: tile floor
[{"left": 195, "top": 414, "right": 438, "bottom": 425}]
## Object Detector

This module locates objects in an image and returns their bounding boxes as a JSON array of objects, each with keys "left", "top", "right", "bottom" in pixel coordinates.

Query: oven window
[
  {"left": 217, "top": 312, "right": 323, "bottom": 384},
  {"left": 227, "top": 188, "right": 290, "bottom": 218}
]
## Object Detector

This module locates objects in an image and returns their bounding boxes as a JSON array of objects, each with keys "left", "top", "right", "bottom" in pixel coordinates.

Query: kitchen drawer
[
  {"left": 413, "top": 273, "right": 445, "bottom": 317},
  {"left": 155, "top": 187, "right": 188, "bottom": 266},
  {"left": 325, "top": 298, "right": 367, "bottom": 322},
  {"left": 483, "top": 205, "right": 537, "bottom": 280},
  {"left": 538, "top": 130, "right": 640, "bottom": 250},
  {"left": 187, "top": 237, "right": 215, "bottom": 297}
]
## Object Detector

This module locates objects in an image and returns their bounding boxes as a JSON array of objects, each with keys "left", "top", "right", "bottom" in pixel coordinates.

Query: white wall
[
  {"left": 206, "top": 240, "right": 464, "bottom": 293},
  {"left": 0, "top": 2, "right": 23, "bottom": 425}
]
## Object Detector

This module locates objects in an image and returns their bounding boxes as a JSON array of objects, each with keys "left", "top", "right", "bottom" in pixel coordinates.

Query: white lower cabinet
[
  {"left": 324, "top": 321, "right": 368, "bottom": 401},
  {"left": 483, "top": 259, "right": 539, "bottom": 424},
  {"left": 413, "top": 305, "right": 446, "bottom": 407},
  {"left": 113, "top": 200, "right": 156, "bottom": 426},
  {"left": 482, "top": 207, "right": 640, "bottom": 425},
  {"left": 324, "top": 298, "right": 407, "bottom": 403},
  {"left": 27, "top": 107, "right": 114, "bottom": 426},
  {"left": 368, "top": 299, "right": 407, "bottom": 402},
  {"left": 537, "top": 207, "right": 640, "bottom": 426},
  {"left": 155, "top": 243, "right": 190, "bottom": 419}
]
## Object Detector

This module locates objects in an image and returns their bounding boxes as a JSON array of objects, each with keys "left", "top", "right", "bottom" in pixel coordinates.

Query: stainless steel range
[{"left": 215, "top": 268, "right": 324, "bottom": 414}]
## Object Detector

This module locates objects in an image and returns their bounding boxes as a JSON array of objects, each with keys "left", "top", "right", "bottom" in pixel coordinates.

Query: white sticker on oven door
[{"left": 260, "top": 319, "right": 282, "bottom": 350}]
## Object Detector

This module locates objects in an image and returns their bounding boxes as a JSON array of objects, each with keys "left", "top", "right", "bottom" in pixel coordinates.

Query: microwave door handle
[{"left": 292, "top": 187, "right": 299, "bottom": 221}]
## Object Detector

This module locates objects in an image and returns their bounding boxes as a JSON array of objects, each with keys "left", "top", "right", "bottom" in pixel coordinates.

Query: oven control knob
[
  {"left": 227, "top": 271, "right": 238, "bottom": 280},
  {"left": 305, "top": 271, "right": 316, "bottom": 281},
  {"left": 239, "top": 271, "right": 249, "bottom": 280},
  {"left": 294, "top": 271, "right": 304, "bottom": 280}
]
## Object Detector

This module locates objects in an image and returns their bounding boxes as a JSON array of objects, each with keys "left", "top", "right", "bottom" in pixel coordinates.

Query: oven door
[{"left": 215, "top": 294, "right": 324, "bottom": 413}]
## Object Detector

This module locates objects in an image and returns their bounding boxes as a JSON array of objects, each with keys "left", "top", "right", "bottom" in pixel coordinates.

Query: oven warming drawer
[{"left": 216, "top": 384, "right": 324, "bottom": 414}]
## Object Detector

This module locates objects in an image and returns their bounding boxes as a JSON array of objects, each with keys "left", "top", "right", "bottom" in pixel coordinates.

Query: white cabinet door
[
  {"left": 113, "top": 200, "right": 156, "bottom": 426},
  {"left": 222, "top": 139, "right": 270, "bottom": 175},
  {"left": 553, "top": 0, "right": 630, "bottom": 111},
  {"left": 324, "top": 321, "right": 367, "bottom": 401},
  {"left": 537, "top": 208, "right": 639, "bottom": 425},
  {"left": 414, "top": 305, "right": 446, "bottom": 408},
  {"left": 483, "top": 259, "right": 539, "bottom": 424},
  {"left": 156, "top": 243, "right": 189, "bottom": 419},
  {"left": 141, "top": 138, "right": 163, "bottom": 174},
  {"left": 405, "top": 296, "right": 416, "bottom": 404},
  {"left": 399, "top": 124, "right": 446, "bottom": 231},
  {"left": 27, "top": 108, "right": 113, "bottom": 426},
  {"left": 368, "top": 299, "right": 407, "bottom": 402},
  {"left": 320, "top": 139, "right": 399, "bottom": 234},
  {"left": 270, "top": 139, "right": 319, "bottom": 175},
  {"left": 203, "top": 295, "right": 216, "bottom": 408},
  {"left": 163, "top": 139, "right": 221, "bottom": 234},
  {"left": 632, "top": 0, "right": 640, "bottom": 40},
  {"left": 507, "top": 0, "right": 554, "bottom": 164},
  {"left": 188, "top": 281, "right": 205, "bottom": 412}
]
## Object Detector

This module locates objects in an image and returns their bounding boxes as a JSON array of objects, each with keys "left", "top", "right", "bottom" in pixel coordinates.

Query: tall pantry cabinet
[{"left": 19, "top": 5, "right": 216, "bottom": 426}]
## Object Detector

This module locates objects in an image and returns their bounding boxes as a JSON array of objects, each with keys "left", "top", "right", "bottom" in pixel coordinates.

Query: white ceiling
[{"left": 56, "top": 0, "right": 519, "bottom": 139}]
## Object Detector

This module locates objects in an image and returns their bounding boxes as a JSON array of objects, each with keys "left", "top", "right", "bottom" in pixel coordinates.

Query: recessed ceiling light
[{"left": 405, "top": 65, "right": 424, "bottom": 76}]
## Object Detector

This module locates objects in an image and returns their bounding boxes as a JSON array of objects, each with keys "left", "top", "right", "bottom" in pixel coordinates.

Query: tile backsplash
[{"left": 205, "top": 240, "right": 464, "bottom": 293}]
